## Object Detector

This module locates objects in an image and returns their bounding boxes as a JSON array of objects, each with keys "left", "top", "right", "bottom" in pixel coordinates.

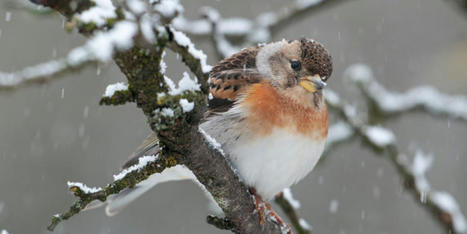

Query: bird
[{"left": 99, "top": 38, "right": 333, "bottom": 226}]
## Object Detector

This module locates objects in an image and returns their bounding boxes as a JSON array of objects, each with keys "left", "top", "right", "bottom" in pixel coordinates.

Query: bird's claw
[{"left": 249, "top": 188, "right": 292, "bottom": 233}]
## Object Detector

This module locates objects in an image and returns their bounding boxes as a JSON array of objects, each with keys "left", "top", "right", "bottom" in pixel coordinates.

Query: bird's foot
[
  {"left": 249, "top": 188, "right": 292, "bottom": 233},
  {"left": 266, "top": 205, "right": 292, "bottom": 234},
  {"left": 250, "top": 188, "right": 267, "bottom": 225}
]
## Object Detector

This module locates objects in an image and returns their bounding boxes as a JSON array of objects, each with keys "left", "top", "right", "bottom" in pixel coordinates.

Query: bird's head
[{"left": 256, "top": 38, "right": 333, "bottom": 95}]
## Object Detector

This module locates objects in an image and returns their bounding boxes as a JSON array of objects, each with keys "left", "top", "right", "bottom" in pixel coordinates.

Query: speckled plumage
[{"left": 103, "top": 39, "right": 333, "bottom": 215}]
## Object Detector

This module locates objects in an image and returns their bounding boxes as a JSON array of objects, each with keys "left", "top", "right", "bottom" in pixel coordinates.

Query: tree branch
[
  {"left": 32, "top": 0, "right": 284, "bottom": 233},
  {"left": 48, "top": 154, "right": 175, "bottom": 231},
  {"left": 275, "top": 190, "right": 312, "bottom": 234},
  {"left": 345, "top": 64, "right": 467, "bottom": 123},
  {"left": 326, "top": 79, "right": 467, "bottom": 234},
  {"left": 14, "top": 1, "right": 465, "bottom": 234}
]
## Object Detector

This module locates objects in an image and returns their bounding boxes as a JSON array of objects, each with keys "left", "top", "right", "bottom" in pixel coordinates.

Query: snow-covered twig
[
  {"left": 33, "top": 0, "right": 284, "bottom": 233},
  {"left": 327, "top": 89, "right": 467, "bottom": 234},
  {"left": 0, "top": 55, "right": 94, "bottom": 90},
  {"left": 48, "top": 154, "right": 172, "bottom": 231},
  {"left": 173, "top": 0, "right": 342, "bottom": 59},
  {"left": 275, "top": 188, "right": 312, "bottom": 234},
  {"left": 345, "top": 64, "right": 467, "bottom": 122},
  {"left": 0, "top": 17, "right": 138, "bottom": 90}
]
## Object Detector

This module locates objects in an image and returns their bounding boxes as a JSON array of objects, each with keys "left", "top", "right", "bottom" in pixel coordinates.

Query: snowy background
[{"left": 0, "top": 0, "right": 467, "bottom": 233}]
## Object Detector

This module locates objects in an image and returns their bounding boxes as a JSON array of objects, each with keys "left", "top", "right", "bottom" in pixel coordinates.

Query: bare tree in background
[{"left": 0, "top": 0, "right": 466, "bottom": 233}]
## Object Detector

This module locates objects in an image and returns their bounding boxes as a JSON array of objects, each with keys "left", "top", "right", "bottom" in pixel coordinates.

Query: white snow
[
  {"left": 282, "top": 188, "right": 301, "bottom": 209},
  {"left": 329, "top": 199, "right": 339, "bottom": 214},
  {"left": 215, "top": 34, "right": 240, "bottom": 57},
  {"left": 76, "top": 0, "right": 116, "bottom": 26},
  {"left": 299, "top": 218, "right": 312, "bottom": 230},
  {"left": 179, "top": 99, "right": 194, "bottom": 112},
  {"left": 345, "top": 63, "right": 372, "bottom": 83},
  {"left": 154, "top": 0, "right": 184, "bottom": 18},
  {"left": 172, "top": 17, "right": 211, "bottom": 35},
  {"left": 431, "top": 192, "right": 467, "bottom": 233},
  {"left": 160, "top": 52, "right": 167, "bottom": 74},
  {"left": 346, "top": 63, "right": 467, "bottom": 121},
  {"left": 218, "top": 18, "right": 253, "bottom": 35},
  {"left": 103, "top": 82, "right": 128, "bottom": 97},
  {"left": 140, "top": 14, "right": 156, "bottom": 42},
  {"left": 67, "top": 181, "right": 102, "bottom": 194},
  {"left": 327, "top": 122, "right": 353, "bottom": 146},
  {"left": 1, "top": 230, "right": 9, "bottom": 234},
  {"left": 248, "top": 28, "right": 270, "bottom": 43},
  {"left": 0, "top": 60, "right": 67, "bottom": 87},
  {"left": 412, "top": 151, "right": 433, "bottom": 177},
  {"left": 67, "top": 47, "right": 89, "bottom": 66},
  {"left": 363, "top": 126, "right": 395, "bottom": 147},
  {"left": 127, "top": 0, "right": 146, "bottom": 15},
  {"left": 165, "top": 72, "right": 201, "bottom": 96},
  {"left": 160, "top": 108, "right": 174, "bottom": 117},
  {"left": 171, "top": 28, "right": 212, "bottom": 73},
  {"left": 113, "top": 155, "right": 158, "bottom": 180},
  {"left": 67, "top": 20, "right": 138, "bottom": 65},
  {"left": 296, "top": 0, "right": 323, "bottom": 9},
  {"left": 256, "top": 12, "right": 277, "bottom": 27},
  {"left": 411, "top": 151, "right": 433, "bottom": 199},
  {"left": 5, "top": 12, "right": 11, "bottom": 22},
  {"left": 324, "top": 89, "right": 341, "bottom": 106},
  {"left": 199, "top": 127, "right": 224, "bottom": 155},
  {"left": 88, "top": 21, "right": 138, "bottom": 61}
]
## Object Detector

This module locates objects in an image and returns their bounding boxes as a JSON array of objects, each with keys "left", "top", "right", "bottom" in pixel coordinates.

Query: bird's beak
[{"left": 298, "top": 75, "right": 327, "bottom": 93}]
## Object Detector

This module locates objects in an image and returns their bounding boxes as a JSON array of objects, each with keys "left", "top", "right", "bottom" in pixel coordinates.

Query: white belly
[{"left": 228, "top": 128, "right": 326, "bottom": 200}]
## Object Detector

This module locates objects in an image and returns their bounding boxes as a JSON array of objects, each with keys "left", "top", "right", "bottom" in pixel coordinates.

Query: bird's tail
[
  {"left": 84, "top": 165, "right": 196, "bottom": 216},
  {"left": 84, "top": 133, "right": 223, "bottom": 216}
]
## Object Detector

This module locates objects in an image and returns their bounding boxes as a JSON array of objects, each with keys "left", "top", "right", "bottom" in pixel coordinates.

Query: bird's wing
[
  {"left": 121, "top": 132, "right": 159, "bottom": 169},
  {"left": 208, "top": 46, "right": 263, "bottom": 115}
]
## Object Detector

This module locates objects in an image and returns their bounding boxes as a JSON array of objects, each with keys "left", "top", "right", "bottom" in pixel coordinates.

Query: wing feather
[{"left": 208, "top": 46, "right": 263, "bottom": 114}]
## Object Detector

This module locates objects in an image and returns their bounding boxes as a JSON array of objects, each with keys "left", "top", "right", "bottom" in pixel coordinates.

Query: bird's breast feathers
[{"left": 201, "top": 82, "right": 328, "bottom": 200}]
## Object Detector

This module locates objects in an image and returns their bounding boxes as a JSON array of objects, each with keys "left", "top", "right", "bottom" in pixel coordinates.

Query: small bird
[{"left": 102, "top": 38, "right": 332, "bottom": 225}]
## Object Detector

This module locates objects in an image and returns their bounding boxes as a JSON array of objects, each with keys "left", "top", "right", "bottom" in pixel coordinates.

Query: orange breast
[{"left": 241, "top": 83, "right": 328, "bottom": 140}]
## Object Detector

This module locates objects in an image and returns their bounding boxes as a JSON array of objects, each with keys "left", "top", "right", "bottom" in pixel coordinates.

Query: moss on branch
[{"left": 99, "top": 89, "right": 134, "bottom": 105}]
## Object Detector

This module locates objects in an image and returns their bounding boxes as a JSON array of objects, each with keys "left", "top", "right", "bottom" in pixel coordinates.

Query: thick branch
[{"left": 33, "top": 1, "right": 285, "bottom": 233}]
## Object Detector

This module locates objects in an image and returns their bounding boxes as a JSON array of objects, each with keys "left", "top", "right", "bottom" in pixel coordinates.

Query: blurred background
[{"left": 0, "top": 0, "right": 466, "bottom": 233}]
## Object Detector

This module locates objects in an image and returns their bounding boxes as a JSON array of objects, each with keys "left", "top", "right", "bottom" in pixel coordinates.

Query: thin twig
[
  {"left": 345, "top": 64, "right": 467, "bottom": 122},
  {"left": 275, "top": 191, "right": 312, "bottom": 234},
  {"left": 48, "top": 155, "right": 174, "bottom": 231},
  {"left": 327, "top": 87, "right": 467, "bottom": 234}
]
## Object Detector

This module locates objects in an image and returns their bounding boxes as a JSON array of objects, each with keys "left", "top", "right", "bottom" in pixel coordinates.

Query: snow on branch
[
  {"left": 33, "top": 0, "right": 286, "bottom": 233},
  {"left": 0, "top": 18, "right": 138, "bottom": 90},
  {"left": 173, "top": 0, "right": 341, "bottom": 59},
  {"left": 67, "top": 182, "right": 102, "bottom": 194},
  {"left": 48, "top": 153, "right": 174, "bottom": 231},
  {"left": 345, "top": 64, "right": 467, "bottom": 122},
  {"left": 327, "top": 88, "right": 467, "bottom": 234},
  {"left": 113, "top": 155, "right": 158, "bottom": 180},
  {"left": 103, "top": 82, "right": 128, "bottom": 97},
  {"left": 275, "top": 188, "right": 312, "bottom": 234}
]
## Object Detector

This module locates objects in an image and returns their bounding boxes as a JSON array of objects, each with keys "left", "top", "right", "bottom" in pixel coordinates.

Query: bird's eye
[{"left": 290, "top": 61, "right": 301, "bottom": 71}]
